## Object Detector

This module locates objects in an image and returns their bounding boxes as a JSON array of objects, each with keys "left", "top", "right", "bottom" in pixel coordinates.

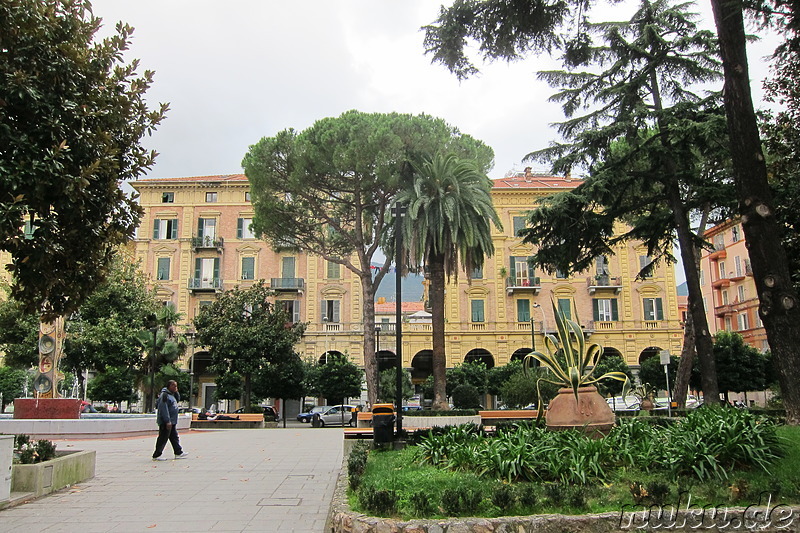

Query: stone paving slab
[{"left": 0, "top": 425, "right": 344, "bottom": 533}]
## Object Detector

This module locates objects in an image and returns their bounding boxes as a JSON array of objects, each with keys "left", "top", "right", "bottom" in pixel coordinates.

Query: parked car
[
  {"left": 234, "top": 405, "right": 280, "bottom": 420},
  {"left": 317, "top": 405, "right": 357, "bottom": 427},
  {"left": 402, "top": 405, "right": 423, "bottom": 412},
  {"left": 297, "top": 405, "right": 328, "bottom": 423}
]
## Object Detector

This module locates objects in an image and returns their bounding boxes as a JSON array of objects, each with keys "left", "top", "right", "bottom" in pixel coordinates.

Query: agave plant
[{"left": 524, "top": 300, "right": 629, "bottom": 405}]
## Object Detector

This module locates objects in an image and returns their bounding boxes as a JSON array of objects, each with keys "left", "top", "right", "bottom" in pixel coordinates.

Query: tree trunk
[
  {"left": 710, "top": 0, "right": 800, "bottom": 424},
  {"left": 668, "top": 184, "right": 720, "bottom": 404},
  {"left": 359, "top": 273, "right": 378, "bottom": 407},
  {"left": 243, "top": 372, "right": 251, "bottom": 408},
  {"left": 429, "top": 253, "right": 449, "bottom": 410},
  {"left": 673, "top": 207, "right": 709, "bottom": 408}
]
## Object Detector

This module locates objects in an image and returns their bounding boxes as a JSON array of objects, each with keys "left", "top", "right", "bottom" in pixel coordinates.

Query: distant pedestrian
[{"left": 152, "top": 380, "right": 189, "bottom": 461}]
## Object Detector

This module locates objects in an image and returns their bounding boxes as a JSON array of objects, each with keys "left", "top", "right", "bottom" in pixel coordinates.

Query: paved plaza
[{"left": 1, "top": 424, "right": 344, "bottom": 532}]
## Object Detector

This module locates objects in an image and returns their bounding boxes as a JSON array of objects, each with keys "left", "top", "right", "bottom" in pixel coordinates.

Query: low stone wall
[
  {"left": 11, "top": 449, "right": 96, "bottom": 499},
  {"left": 0, "top": 413, "right": 191, "bottom": 439},
  {"left": 400, "top": 415, "right": 481, "bottom": 428}
]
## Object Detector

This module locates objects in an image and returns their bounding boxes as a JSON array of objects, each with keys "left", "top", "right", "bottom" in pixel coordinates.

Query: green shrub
[
  {"left": 646, "top": 481, "right": 670, "bottom": 506},
  {"left": 347, "top": 442, "right": 369, "bottom": 490},
  {"left": 358, "top": 486, "right": 398, "bottom": 516},
  {"left": 35, "top": 439, "right": 57, "bottom": 462},
  {"left": 491, "top": 484, "right": 516, "bottom": 511},
  {"left": 441, "top": 487, "right": 464, "bottom": 516},
  {"left": 439, "top": 486, "right": 483, "bottom": 516},
  {"left": 516, "top": 483, "right": 538, "bottom": 508},
  {"left": 451, "top": 384, "right": 481, "bottom": 409},
  {"left": 408, "top": 490, "right": 433, "bottom": 517}
]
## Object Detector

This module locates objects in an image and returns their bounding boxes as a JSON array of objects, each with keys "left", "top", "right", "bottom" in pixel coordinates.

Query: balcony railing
[
  {"left": 586, "top": 275, "right": 623, "bottom": 294},
  {"left": 270, "top": 277, "right": 305, "bottom": 291},
  {"left": 188, "top": 277, "right": 222, "bottom": 291},
  {"left": 191, "top": 235, "right": 224, "bottom": 251},
  {"left": 505, "top": 276, "right": 541, "bottom": 295}
]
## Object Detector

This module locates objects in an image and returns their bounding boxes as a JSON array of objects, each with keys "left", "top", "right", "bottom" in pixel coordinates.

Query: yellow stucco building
[{"left": 129, "top": 171, "right": 684, "bottom": 408}]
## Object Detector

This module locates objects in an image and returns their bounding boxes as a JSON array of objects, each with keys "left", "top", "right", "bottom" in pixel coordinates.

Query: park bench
[
  {"left": 190, "top": 412, "right": 264, "bottom": 429},
  {"left": 479, "top": 410, "right": 539, "bottom": 426}
]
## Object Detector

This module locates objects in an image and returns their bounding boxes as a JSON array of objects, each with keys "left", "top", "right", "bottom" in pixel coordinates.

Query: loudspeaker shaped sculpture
[{"left": 35, "top": 317, "right": 65, "bottom": 399}]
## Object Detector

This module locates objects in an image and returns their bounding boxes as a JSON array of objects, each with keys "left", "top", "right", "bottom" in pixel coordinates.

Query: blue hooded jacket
[{"left": 156, "top": 387, "right": 180, "bottom": 426}]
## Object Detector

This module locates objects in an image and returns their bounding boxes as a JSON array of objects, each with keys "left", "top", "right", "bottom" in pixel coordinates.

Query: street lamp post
[
  {"left": 660, "top": 350, "right": 672, "bottom": 417},
  {"left": 187, "top": 332, "right": 196, "bottom": 408},
  {"left": 323, "top": 317, "right": 329, "bottom": 363}
]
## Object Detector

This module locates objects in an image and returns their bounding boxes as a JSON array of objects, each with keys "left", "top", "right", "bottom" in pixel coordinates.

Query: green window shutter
[
  {"left": 170, "top": 219, "right": 178, "bottom": 240},
  {"left": 592, "top": 299, "right": 600, "bottom": 322},
  {"left": 194, "top": 258, "right": 201, "bottom": 279},
  {"left": 558, "top": 298, "right": 571, "bottom": 320},
  {"left": 321, "top": 300, "right": 326, "bottom": 321},
  {"left": 513, "top": 216, "right": 525, "bottom": 236},
  {"left": 527, "top": 256, "right": 535, "bottom": 279},
  {"left": 157, "top": 258, "right": 170, "bottom": 280},
  {"left": 213, "top": 258, "right": 220, "bottom": 279},
  {"left": 293, "top": 300, "right": 300, "bottom": 323},
  {"left": 197, "top": 218, "right": 204, "bottom": 238},
  {"left": 517, "top": 299, "right": 530, "bottom": 322},
  {"left": 656, "top": 298, "right": 664, "bottom": 320},
  {"left": 282, "top": 256, "right": 296, "bottom": 278},
  {"left": 509, "top": 256, "right": 516, "bottom": 280},
  {"left": 611, "top": 299, "right": 619, "bottom": 321},
  {"left": 237, "top": 218, "right": 243, "bottom": 239},
  {"left": 471, "top": 300, "right": 485, "bottom": 322},
  {"left": 332, "top": 301, "right": 340, "bottom": 323},
  {"left": 327, "top": 261, "right": 340, "bottom": 279},
  {"left": 242, "top": 257, "right": 255, "bottom": 280},
  {"left": 153, "top": 219, "right": 160, "bottom": 239}
]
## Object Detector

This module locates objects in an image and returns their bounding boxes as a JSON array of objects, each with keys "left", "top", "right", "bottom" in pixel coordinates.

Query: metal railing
[
  {"left": 270, "top": 277, "right": 305, "bottom": 290},
  {"left": 191, "top": 235, "right": 224, "bottom": 249},
  {"left": 188, "top": 278, "right": 223, "bottom": 290}
]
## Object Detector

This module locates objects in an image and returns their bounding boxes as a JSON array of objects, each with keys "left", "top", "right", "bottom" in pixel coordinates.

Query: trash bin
[
  {"left": 311, "top": 413, "right": 321, "bottom": 428},
  {"left": 372, "top": 403, "right": 395, "bottom": 446}
]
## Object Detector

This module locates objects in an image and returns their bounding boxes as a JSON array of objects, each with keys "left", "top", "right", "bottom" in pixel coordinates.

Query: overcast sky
[{"left": 90, "top": 1, "right": 781, "bottom": 182}]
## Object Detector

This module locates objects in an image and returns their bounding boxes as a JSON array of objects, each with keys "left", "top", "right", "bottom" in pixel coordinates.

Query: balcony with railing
[
  {"left": 270, "top": 277, "right": 305, "bottom": 292},
  {"left": 188, "top": 277, "right": 223, "bottom": 292},
  {"left": 191, "top": 235, "right": 224, "bottom": 251},
  {"left": 586, "top": 275, "right": 623, "bottom": 294},
  {"left": 709, "top": 242, "right": 727, "bottom": 260},
  {"left": 505, "top": 276, "right": 541, "bottom": 295},
  {"left": 711, "top": 273, "right": 731, "bottom": 289}
]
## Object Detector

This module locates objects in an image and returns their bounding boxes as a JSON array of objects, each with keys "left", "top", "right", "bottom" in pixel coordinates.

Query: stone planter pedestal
[{"left": 11, "top": 449, "right": 96, "bottom": 499}]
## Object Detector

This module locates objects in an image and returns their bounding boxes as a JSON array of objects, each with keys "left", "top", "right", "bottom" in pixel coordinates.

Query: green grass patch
[{"left": 348, "top": 410, "right": 800, "bottom": 520}]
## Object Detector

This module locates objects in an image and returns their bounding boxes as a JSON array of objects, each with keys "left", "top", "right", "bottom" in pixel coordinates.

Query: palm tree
[
  {"left": 398, "top": 153, "right": 502, "bottom": 410},
  {"left": 137, "top": 303, "right": 186, "bottom": 411}
]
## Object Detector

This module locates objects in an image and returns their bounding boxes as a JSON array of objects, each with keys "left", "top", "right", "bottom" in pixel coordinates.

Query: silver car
[{"left": 317, "top": 405, "right": 356, "bottom": 427}]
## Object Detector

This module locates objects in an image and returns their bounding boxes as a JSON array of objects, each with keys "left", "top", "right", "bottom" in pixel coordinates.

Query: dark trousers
[{"left": 153, "top": 423, "right": 182, "bottom": 458}]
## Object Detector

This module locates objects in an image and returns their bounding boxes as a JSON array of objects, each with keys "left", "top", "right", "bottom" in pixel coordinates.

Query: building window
[
  {"left": 205, "top": 192, "right": 218, "bottom": 203},
  {"left": 156, "top": 257, "right": 171, "bottom": 280},
  {"left": 737, "top": 312, "right": 750, "bottom": 331},
  {"left": 241, "top": 257, "right": 255, "bottom": 280},
  {"left": 23, "top": 219, "right": 36, "bottom": 239},
  {"left": 721, "top": 290, "right": 728, "bottom": 305},
  {"left": 279, "top": 300, "right": 301, "bottom": 323},
  {"left": 639, "top": 255, "right": 654, "bottom": 278},
  {"left": 509, "top": 256, "right": 535, "bottom": 285},
  {"left": 152, "top": 218, "right": 178, "bottom": 240},
  {"left": 713, "top": 234, "right": 725, "bottom": 250},
  {"left": 245, "top": 192, "right": 251, "bottom": 202},
  {"left": 470, "top": 266, "right": 483, "bottom": 279},
  {"left": 643, "top": 297, "right": 664, "bottom": 321},
  {"left": 327, "top": 260, "right": 341, "bottom": 279},
  {"left": 197, "top": 218, "right": 217, "bottom": 241},
  {"left": 555, "top": 269, "right": 568, "bottom": 279},
  {"left": 282, "top": 256, "right": 296, "bottom": 278},
  {"left": 237, "top": 218, "right": 256, "bottom": 239},
  {"left": 161, "top": 192, "right": 174, "bottom": 203},
  {"left": 512, "top": 216, "right": 526, "bottom": 236},
  {"left": 700, "top": 269, "right": 705, "bottom": 286},
  {"left": 718, "top": 260, "right": 727, "bottom": 279},
  {"left": 593, "top": 298, "right": 619, "bottom": 321},
  {"left": 737, "top": 285, "right": 746, "bottom": 302},
  {"left": 321, "top": 300, "right": 340, "bottom": 323},
  {"left": 724, "top": 316, "right": 732, "bottom": 331},
  {"left": 734, "top": 256, "right": 742, "bottom": 277},
  {"left": 194, "top": 257, "right": 220, "bottom": 287},
  {"left": 557, "top": 298, "right": 572, "bottom": 320},
  {"left": 517, "top": 299, "right": 530, "bottom": 322},
  {"left": 731, "top": 225, "right": 740, "bottom": 242},
  {"left": 471, "top": 300, "right": 485, "bottom": 322},
  {"left": 595, "top": 256, "right": 610, "bottom": 276}
]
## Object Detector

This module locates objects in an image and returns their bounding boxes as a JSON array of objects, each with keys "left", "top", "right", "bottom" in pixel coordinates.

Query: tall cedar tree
[
  {"left": 242, "top": 110, "right": 493, "bottom": 405},
  {"left": 0, "top": 0, "right": 167, "bottom": 319},
  {"left": 517, "top": 0, "right": 732, "bottom": 404},
  {"left": 424, "top": 0, "right": 800, "bottom": 422},
  {"left": 193, "top": 281, "right": 305, "bottom": 407},
  {"left": 397, "top": 153, "right": 502, "bottom": 409}
]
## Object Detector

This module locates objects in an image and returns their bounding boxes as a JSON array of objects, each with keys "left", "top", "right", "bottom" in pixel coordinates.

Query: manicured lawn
[{"left": 348, "top": 413, "right": 800, "bottom": 520}]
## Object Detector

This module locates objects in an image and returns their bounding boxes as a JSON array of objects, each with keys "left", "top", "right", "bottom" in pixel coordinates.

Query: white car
[{"left": 606, "top": 396, "right": 640, "bottom": 411}]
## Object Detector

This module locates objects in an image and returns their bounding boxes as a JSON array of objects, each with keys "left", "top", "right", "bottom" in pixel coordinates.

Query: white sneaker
[
  {"left": 152, "top": 456, "right": 167, "bottom": 461},
  {"left": 175, "top": 452, "right": 189, "bottom": 459}
]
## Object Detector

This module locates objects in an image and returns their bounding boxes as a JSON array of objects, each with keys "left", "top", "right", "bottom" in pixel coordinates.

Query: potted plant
[
  {"left": 524, "top": 300, "right": 629, "bottom": 436},
  {"left": 627, "top": 382, "right": 657, "bottom": 412}
]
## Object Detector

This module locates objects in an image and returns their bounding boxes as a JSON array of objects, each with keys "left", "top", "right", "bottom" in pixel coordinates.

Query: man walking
[{"left": 152, "top": 379, "right": 189, "bottom": 461}]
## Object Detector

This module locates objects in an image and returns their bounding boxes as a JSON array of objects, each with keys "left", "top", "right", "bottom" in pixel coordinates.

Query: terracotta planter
[{"left": 546, "top": 386, "right": 616, "bottom": 437}]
